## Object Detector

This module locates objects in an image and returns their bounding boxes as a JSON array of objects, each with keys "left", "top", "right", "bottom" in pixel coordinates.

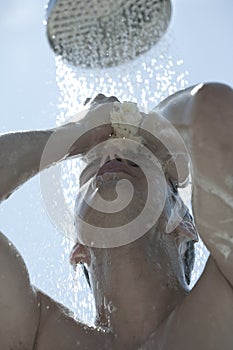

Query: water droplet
[{"left": 107, "top": 301, "right": 117, "bottom": 314}]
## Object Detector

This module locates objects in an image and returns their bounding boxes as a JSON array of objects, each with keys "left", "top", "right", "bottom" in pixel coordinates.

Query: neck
[{"left": 92, "top": 237, "right": 186, "bottom": 348}]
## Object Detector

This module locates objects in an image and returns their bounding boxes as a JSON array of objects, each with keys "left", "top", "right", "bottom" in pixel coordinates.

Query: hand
[
  {"left": 139, "top": 111, "right": 190, "bottom": 187},
  {"left": 61, "top": 94, "right": 119, "bottom": 157}
]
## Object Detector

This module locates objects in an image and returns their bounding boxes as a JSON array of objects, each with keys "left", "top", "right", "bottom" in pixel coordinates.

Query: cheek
[{"left": 74, "top": 181, "right": 96, "bottom": 231}]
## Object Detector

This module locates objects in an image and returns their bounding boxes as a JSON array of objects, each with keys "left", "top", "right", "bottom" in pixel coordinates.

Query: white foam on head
[{"left": 110, "top": 101, "right": 143, "bottom": 141}]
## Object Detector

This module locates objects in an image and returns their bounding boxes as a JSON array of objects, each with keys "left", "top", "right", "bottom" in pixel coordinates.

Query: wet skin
[{"left": 0, "top": 84, "right": 232, "bottom": 349}]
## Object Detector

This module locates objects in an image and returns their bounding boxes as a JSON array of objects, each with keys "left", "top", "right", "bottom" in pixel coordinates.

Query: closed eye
[
  {"left": 115, "top": 158, "right": 139, "bottom": 168},
  {"left": 169, "top": 179, "right": 178, "bottom": 194},
  {"left": 184, "top": 209, "right": 193, "bottom": 222},
  {"left": 129, "top": 161, "right": 139, "bottom": 168}
]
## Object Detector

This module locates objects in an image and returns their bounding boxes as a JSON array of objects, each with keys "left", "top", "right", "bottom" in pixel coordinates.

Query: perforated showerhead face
[{"left": 46, "top": 0, "right": 172, "bottom": 68}]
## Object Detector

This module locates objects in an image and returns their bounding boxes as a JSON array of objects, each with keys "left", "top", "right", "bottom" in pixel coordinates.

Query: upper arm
[
  {"left": 157, "top": 83, "right": 233, "bottom": 286},
  {"left": 0, "top": 231, "right": 40, "bottom": 349},
  {"left": 190, "top": 83, "right": 233, "bottom": 286}
]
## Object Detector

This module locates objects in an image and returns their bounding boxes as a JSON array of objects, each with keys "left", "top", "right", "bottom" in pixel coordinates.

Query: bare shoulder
[
  {"left": 0, "top": 231, "right": 40, "bottom": 349},
  {"left": 156, "top": 82, "right": 233, "bottom": 128},
  {"left": 174, "top": 256, "right": 233, "bottom": 349},
  {"left": 35, "top": 290, "right": 113, "bottom": 350},
  {"left": 0, "top": 231, "right": 112, "bottom": 350}
]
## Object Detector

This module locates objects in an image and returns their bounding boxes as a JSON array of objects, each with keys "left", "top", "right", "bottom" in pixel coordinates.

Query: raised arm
[
  {"left": 0, "top": 130, "right": 54, "bottom": 201},
  {"left": 156, "top": 82, "right": 233, "bottom": 286},
  {"left": 0, "top": 98, "right": 114, "bottom": 203},
  {"left": 0, "top": 96, "right": 113, "bottom": 348}
]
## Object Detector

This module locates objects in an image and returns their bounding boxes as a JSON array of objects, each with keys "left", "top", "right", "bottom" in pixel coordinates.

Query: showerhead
[{"left": 46, "top": 0, "right": 172, "bottom": 68}]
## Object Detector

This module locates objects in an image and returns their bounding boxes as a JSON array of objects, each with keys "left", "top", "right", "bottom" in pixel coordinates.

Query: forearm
[
  {"left": 0, "top": 102, "right": 115, "bottom": 203},
  {"left": 0, "top": 129, "right": 59, "bottom": 201}
]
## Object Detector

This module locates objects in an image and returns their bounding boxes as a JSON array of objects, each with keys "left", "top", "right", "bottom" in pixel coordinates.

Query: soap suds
[{"left": 110, "top": 101, "right": 143, "bottom": 142}]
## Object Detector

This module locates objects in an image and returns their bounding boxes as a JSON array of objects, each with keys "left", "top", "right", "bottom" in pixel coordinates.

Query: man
[{"left": 0, "top": 83, "right": 232, "bottom": 350}]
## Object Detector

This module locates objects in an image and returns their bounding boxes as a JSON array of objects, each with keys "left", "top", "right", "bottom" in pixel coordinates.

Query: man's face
[
  {"left": 75, "top": 142, "right": 164, "bottom": 234},
  {"left": 71, "top": 97, "right": 198, "bottom": 289},
  {"left": 73, "top": 144, "right": 196, "bottom": 284}
]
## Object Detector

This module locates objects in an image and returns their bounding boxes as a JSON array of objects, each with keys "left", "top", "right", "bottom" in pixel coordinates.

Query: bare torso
[{"left": 0, "top": 83, "right": 232, "bottom": 350}]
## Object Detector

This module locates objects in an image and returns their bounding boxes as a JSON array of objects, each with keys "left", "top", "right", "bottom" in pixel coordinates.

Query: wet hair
[
  {"left": 167, "top": 181, "right": 196, "bottom": 285},
  {"left": 82, "top": 263, "right": 91, "bottom": 288},
  {"left": 184, "top": 240, "right": 195, "bottom": 285},
  {"left": 182, "top": 208, "right": 196, "bottom": 285}
]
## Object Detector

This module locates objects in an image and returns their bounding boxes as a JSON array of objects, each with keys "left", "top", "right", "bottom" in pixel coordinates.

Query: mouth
[{"left": 96, "top": 158, "right": 138, "bottom": 179}]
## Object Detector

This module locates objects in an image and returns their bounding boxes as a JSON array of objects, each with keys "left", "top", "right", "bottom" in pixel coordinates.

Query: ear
[{"left": 70, "top": 243, "right": 91, "bottom": 267}]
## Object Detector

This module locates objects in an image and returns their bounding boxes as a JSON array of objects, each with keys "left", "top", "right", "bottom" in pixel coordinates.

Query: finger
[
  {"left": 91, "top": 94, "right": 120, "bottom": 106},
  {"left": 84, "top": 97, "right": 92, "bottom": 106},
  {"left": 139, "top": 113, "right": 190, "bottom": 186},
  {"left": 91, "top": 93, "right": 107, "bottom": 103},
  {"left": 68, "top": 123, "right": 113, "bottom": 157}
]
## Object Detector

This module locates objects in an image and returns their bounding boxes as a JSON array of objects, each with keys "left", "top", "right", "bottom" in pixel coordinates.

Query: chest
[
  {"left": 142, "top": 288, "right": 233, "bottom": 349},
  {"left": 158, "top": 309, "right": 232, "bottom": 350}
]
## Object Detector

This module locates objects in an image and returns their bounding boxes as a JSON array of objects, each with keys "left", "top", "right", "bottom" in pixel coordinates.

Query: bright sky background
[{"left": 0, "top": 0, "right": 233, "bottom": 322}]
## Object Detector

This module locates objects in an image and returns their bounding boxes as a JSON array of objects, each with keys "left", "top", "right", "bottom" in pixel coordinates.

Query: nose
[
  {"left": 106, "top": 155, "right": 128, "bottom": 165},
  {"left": 99, "top": 147, "right": 126, "bottom": 168},
  {"left": 102, "top": 154, "right": 138, "bottom": 169},
  {"left": 103, "top": 157, "right": 128, "bottom": 170}
]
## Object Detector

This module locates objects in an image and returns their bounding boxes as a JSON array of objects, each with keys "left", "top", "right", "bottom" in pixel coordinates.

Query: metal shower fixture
[{"left": 46, "top": 0, "right": 172, "bottom": 68}]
